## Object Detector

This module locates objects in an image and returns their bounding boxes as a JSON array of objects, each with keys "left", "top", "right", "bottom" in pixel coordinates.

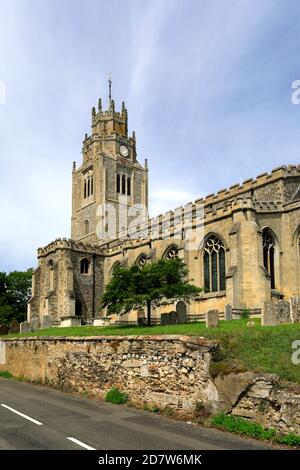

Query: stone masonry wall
[{"left": 0, "top": 336, "right": 299, "bottom": 435}]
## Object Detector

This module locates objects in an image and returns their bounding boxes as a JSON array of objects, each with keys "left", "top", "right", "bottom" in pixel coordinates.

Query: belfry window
[
  {"left": 80, "top": 258, "right": 90, "bottom": 274},
  {"left": 127, "top": 177, "right": 131, "bottom": 196},
  {"left": 84, "top": 180, "right": 87, "bottom": 198},
  {"left": 203, "top": 235, "right": 225, "bottom": 293},
  {"left": 122, "top": 175, "right": 126, "bottom": 195},
  {"left": 263, "top": 228, "right": 276, "bottom": 289},
  {"left": 87, "top": 176, "right": 90, "bottom": 197},
  {"left": 117, "top": 174, "right": 120, "bottom": 193},
  {"left": 91, "top": 175, "right": 94, "bottom": 195}
]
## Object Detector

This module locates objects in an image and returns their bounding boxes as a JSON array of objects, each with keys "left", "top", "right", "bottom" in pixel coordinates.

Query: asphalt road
[{"left": 0, "top": 377, "right": 276, "bottom": 450}]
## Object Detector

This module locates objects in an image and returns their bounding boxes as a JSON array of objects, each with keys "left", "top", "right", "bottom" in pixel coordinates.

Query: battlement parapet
[{"left": 37, "top": 238, "right": 104, "bottom": 258}]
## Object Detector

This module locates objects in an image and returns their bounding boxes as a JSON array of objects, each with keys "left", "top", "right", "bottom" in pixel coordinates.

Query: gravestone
[
  {"left": 277, "top": 300, "right": 291, "bottom": 324},
  {"left": 0, "top": 325, "right": 9, "bottom": 335},
  {"left": 225, "top": 304, "right": 232, "bottom": 320},
  {"left": 41, "top": 315, "right": 52, "bottom": 329},
  {"left": 161, "top": 311, "right": 177, "bottom": 325},
  {"left": 9, "top": 320, "right": 20, "bottom": 334},
  {"left": 30, "top": 317, "right": 40, "bottom": 331},
  {"left": 137, "top": 309, "right": 146, "bottom": 326},
  {"left": 176, "top": 301, "right": 187, "bottom": 324},
  {"left": 206, "top": 309, "right": 219, "bottom": 328},
  {"left": 20, "top": 321, "right": 32, "bottom": 333},
  {"left": 290, "top": 296, "right": 300, "bottom": 323},
  {"left": 262, "top": 301, "right": 291, "bottom": 326}
]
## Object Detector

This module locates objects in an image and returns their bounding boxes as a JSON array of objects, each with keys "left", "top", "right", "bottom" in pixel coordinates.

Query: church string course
[{"left": 27, "top": 82, "right": 300, "bottom": 326}]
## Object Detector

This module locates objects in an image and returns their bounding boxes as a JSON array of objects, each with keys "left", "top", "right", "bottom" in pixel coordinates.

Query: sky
[{"left": 1, "top": 0, "right": 300, "bottom": 271}]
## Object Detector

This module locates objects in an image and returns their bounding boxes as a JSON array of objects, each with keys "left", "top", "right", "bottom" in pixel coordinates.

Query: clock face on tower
[{"left": 119, "top": 145, "right": 129, "bottom": 157}]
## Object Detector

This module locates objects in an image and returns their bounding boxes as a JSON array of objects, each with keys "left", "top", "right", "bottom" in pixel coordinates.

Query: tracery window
[
  {"left": 164, "top": 245, "right": 179, "bottom": 260},
  {"left": 136, "top": 254, "right": 147, "bottom": 267},
  {"left": 263, "top": 228, "right": 276, "bottom": 289},
  {"left": 127, "top": 177, "right": 131, "bottom": 196},
  {"left": 203, "top": 235, "right": 225, "bottom": 292}
]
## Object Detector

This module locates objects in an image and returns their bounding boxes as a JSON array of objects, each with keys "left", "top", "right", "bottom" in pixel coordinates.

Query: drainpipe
[{"left": 92, "top": 254, "right": 96, "bottom": 318}]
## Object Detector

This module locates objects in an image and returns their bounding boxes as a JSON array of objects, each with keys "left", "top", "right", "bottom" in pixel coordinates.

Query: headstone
[
  {"left": 290, "top": 296, "right": 300, "bottom": 323},
  {"left": 262, "top": 301, "right": 291, "bottom": 326},
  {"left": 247, "top": 320, "right": 256, "bottom": 327},
  {"left": 30, "top": 317, "right": 40, "bottom": 331},
  {"left": 20, "top": 321, "right": 33, "bottom": 333},
  {"left": 161, "top": 311, "right": 177, "bottom": 325},
  {"left": 277, "top": 300, "right": 291, "bottom": 325},
  {"left": 225, "top": 304, "right": 233, "bottom": 320},
  {"left": 137, "top": 309, "right": 146, "bottom": 326},
  {"left": 0, "top": 325, "right": 9, "bottom": 336},
  {"left": 176, "top": 301, "right": 187, "bottom": 324},
  {"left": 9, "top": 320, "right": 20, "bottom": 334},
  {"left": 41, "top": 315, "right": 52, "bottom": 329},
  {"left": 206, "top": 309, "right": 219, "bottom": 328}
]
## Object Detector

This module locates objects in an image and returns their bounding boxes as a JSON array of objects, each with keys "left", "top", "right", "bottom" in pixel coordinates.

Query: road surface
[{"left": 0, "top": 377, "right": 275, "bottom": 450}]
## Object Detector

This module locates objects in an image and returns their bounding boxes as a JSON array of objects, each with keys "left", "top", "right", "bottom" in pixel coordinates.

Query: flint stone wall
[
  {"left": 0, "top": 335, "right": 219, "bottom": 412},
  {"left": 0, "top": 335, "right": 299, "bottom": 435}
]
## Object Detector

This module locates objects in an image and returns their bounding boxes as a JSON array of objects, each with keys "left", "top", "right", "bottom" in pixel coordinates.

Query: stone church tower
[{"left": 71, "top": 79, "right": 148, "bottom": 243}]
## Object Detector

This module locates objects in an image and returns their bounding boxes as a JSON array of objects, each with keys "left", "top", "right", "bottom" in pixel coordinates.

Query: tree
[
  {"left": 101, "top": 258, "right": 201, "bottom": 326},
  {"left": 0, "top": 269, "right": 33, "bottom": 325}
]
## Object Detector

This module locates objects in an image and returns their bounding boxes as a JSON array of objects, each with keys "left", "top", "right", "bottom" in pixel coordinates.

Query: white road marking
[
  {"left": 1, "top": 404, "right": 43, "bottom": 425},
  {"left": 67, "top": 437, "right": 96, "bottom": 450}
]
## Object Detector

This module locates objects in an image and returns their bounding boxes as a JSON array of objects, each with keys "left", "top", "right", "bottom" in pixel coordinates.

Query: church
[{"left": 27, "top": 85, "right": 300, "bottom": 326}]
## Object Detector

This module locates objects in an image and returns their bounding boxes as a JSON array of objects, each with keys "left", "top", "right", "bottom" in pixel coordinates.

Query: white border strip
[
  {"left": 1, "top": 404, "right": 43, "bottom": 425},
  {"left": 67, "top": 437, "right": 95, "bottom": 450}
]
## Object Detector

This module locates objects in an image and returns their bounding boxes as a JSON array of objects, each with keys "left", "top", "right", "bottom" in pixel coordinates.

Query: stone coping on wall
[{"left": 1, "top": 334, "right": 218, "bottom": 349}]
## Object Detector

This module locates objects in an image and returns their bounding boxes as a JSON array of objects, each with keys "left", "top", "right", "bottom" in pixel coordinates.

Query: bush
[
  {"left": 0, "top": 370, "right": 13, "bottom": 379},
  {"left": 105, "top": 387, "right": 128, "bottom": 404},
  {"left": 276, "top": 433, "right": 300, "bottom": 447},
  {"left": 212, "top": 413, "right": 276, "bottom": 440}
]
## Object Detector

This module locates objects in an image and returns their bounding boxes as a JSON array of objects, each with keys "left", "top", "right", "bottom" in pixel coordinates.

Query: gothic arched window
[
  {"left": 87, "top": 176, "right": 90, "bottom": 197},
  {"left": 136, "top": 253, "right": 147, "bottom": 267},
  {"left": 164, "top": 245, "right": 179, "bottom": 260},
  {"left": 80, "top": 258, "right": 90, "bottom": 274},
  {"left": 203, "top": 235, "right": 225, "bottom": 292},
  {"left": 84, "top": 179, "right": 87, "bottom": 198},
  {"left": 122, "top": 175, "right": 126, "bottom": 195},
  {"left": 263, "top": 228, "right": 276, "bottom": 289}
]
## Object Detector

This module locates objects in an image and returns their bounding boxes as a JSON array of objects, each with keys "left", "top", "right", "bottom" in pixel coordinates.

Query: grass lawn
[{"left": 1, "top": 319, "right": 300, "bottom": 383}]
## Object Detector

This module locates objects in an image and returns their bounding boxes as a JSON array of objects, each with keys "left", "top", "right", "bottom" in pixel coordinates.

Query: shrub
[
  {"left": 276, "top": 433, "right": 300, "bottom": 447},
  {"left": 212, "top": 413, "right": 276, "bottom": 440},
  {"left": 0, "top": 370, "right": 13, "bottom": 379},
  {"left": 105, "top": 387, "right": 128, "bottom": 404},
  {"left": 241, "top": 307, "right": 250, "bottom": 320}
]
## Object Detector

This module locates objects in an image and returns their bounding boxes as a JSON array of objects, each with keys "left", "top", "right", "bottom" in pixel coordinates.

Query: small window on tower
[
  {"left": 127, "top": 177, "right": 131, "bottom": 196},
  {"left": 80, "top": 258, "right": 89, "bottom": 274},
  {"left": 117, "top": 174, "right": 120, "bottom": 193},
  {"left": 85, "top": 220, "right": 89, "bottom": 235}
]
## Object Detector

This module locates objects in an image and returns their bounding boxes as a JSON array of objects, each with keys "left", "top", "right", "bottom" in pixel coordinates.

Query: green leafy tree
[
  {"left": 101, "top": 258, "right": 201, "bottom": 325},
  {"left": 0, "top": 269, "right": 33, "bottom": 325}
]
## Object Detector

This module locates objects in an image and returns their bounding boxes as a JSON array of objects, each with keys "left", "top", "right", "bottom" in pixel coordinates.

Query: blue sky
[{"left": 1, "top": 0, "right": 300, "bottom": 271}]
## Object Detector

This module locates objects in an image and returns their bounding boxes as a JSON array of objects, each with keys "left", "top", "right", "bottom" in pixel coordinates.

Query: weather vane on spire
[{"left": 108, "top": 73, "right": 112, "bottom": 101}]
